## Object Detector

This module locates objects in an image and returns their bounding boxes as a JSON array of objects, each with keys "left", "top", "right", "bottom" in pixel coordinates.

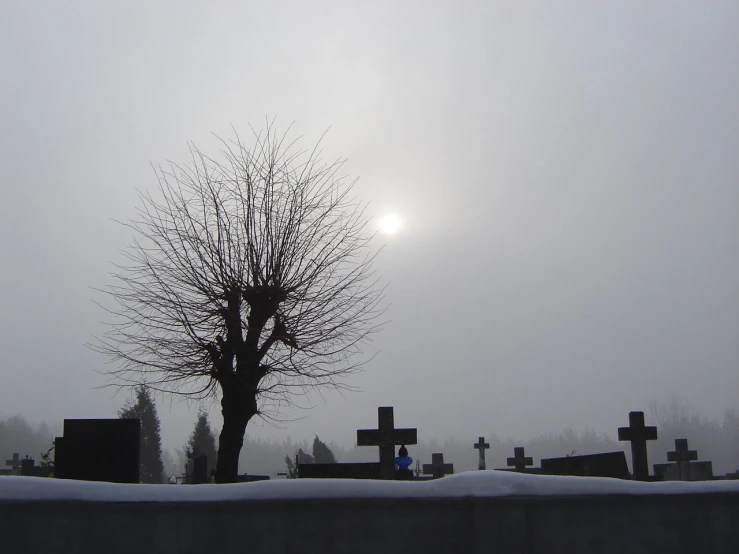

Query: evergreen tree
[
  {"left": 187, "top": 410, "right": 218, "bottom": 476},
  {"left": 119, "top": 385, "right": 165, "bottom": 484},
  {"left": 284, "top": 455, "right": 298, "bottom": 478},
  {"left": 296, "top": 448, "right": 314, "bottom": 464},
  {"left": 312, "top": 435, "right": 337, "bottom": 463}
]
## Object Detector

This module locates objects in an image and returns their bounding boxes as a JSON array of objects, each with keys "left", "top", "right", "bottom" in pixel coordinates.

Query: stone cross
[
  {"left": 667, "top": 439, "right": 698, "bottom": 463},
  {"left": 618, "top": 411, "right": 658, "bottom": 481},
  {"left": 357, "top": 407, "right": 418, "bottom": 480},
  {"left": 667, "top": 438, "right": 699, "bottom": 481},
  {"left": 474, "top": 437, "right": 490, "bottom": 470},
  {"left": 507, "top": 447, "right": 533, "bottom": 472},
  {"left": 5, "top": 453, "right": 21, "bottom": 475},
  {"left": 423, "top": 453, "right": 454, "bottom": 479}
]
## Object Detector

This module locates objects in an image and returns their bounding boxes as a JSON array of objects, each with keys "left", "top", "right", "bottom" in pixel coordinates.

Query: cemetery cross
[
  {"left": 667, "top": 438, "right": 698, "bottom": 482},
  {"left": 474, "top": 437, "right": 490, "bottom": 470},
  {"left": 507, "top": 447, "right": 533, "bottom": 473},
  {"left": 422, "top": 453, "right": 454, "bottom": 479},
  {"left": 667, "top": 439, "right": 698, "bottom": 463},
  {"left": 5, "top": 453, "right": 21, "bottom": 475},
  {"left": 617, "top": 411, "right": 657, "bottom": 481},
  {"left": 357, "top": 407, "right": 418, "bottom": 480}
]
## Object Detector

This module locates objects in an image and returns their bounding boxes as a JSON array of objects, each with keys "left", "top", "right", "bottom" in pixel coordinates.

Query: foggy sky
[{"left": 1, "top": 0, "right": 737, "bottom": 456}]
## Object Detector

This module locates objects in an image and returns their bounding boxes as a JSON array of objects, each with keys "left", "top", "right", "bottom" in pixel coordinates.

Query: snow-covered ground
[{"left": 1, "top": 471, "right": 738, "bottom": 502}]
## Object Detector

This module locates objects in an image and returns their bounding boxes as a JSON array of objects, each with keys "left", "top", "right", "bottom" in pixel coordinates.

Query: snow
[{"left": 1, "top": 471, "right": 738, "bottom": 502}]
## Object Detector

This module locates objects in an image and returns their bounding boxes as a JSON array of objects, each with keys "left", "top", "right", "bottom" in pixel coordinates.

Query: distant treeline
[
  {"left": 3, "top": 400, "right": 738, "bottom": 479},
  {"left": 0, "top": 415, "right": 59, "bottom": 467}
]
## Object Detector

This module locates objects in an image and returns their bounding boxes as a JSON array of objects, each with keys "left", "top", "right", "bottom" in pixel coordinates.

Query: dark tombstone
[
  {"left": 667, "top": 438, "right": 698, "bottom": 463},
  {"left": 357, "top": 407, "right": 418, "bottom": 480},
  {"left": 5, "top": 453, "right": 21, "bottom": 476},
  {"left": 654, "top": 461, "right": 714, "bottom": 482},
  {"left": 654, "top": 440, "right": 714, "bottom": 482},
  {"left": 667, "top": 438, "right": 698, "bottom": 481},
  {"left": 617, "top": 411, "right": 657, "bottom": 481},
  {"left": 541, "top": 452, "right": 631, "bottom": 479},
  {"left": 55, "top": 419, "right": 140, "bottom": 483},
  {"left": 20, "top": 456, "right": 39, "bottom": 477},
  {"left": 422, "top": 453, "right": 454, "bottom": 479},
  {"left": 725, "top": 469, "right": 739, "bottom": 480},
  {"left": 191, "top": 455, "right": 208, "bottom": 484},
  {"left": 474, "top": 437, "right": 490, "bottom": 470},
  {"left": 507, "top": 447, "right": 533, "bottom": 473},
  {"left": 297, "top": 462, "right": 381, "bottom": 479},
  {"left": 685, "top": 461, "right": 713, "bottom": 481}
]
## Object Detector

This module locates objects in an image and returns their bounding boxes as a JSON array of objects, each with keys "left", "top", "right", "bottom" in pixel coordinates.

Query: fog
[{"left": 1, "top": 1, "right": 737, "bottom": 461}]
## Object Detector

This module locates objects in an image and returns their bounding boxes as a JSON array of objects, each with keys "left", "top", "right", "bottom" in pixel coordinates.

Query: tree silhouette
[
  {"left": 312, "top": 435, "right": 337, "bottom": 463},
  {"left": 187, "top": 410, "right": 219, "bottom": 477},
  {"left": 119, "top": 385, "right": 165, "bottom": 483},
  {"left": 91, "top": 123, "right": 384, "bottom": 482}
]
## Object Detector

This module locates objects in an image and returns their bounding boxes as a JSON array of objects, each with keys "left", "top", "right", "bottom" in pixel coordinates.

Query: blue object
[{"left": 395, "top": 445, "right": 413, "bottom": 470}]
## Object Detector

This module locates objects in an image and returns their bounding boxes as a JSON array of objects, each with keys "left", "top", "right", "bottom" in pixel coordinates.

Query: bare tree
[{"left": 93, "top": 124, "right": 384, "bottom": 482}]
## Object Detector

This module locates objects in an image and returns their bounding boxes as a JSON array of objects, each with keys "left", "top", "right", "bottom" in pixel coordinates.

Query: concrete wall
[{"left": 2, "top": 494, "right": 738, "bottom": 553}]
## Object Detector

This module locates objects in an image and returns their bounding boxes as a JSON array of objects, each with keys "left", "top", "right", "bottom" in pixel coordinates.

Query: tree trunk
[{"left": 215, "top": 385, "right": 258, "bottom": 483}]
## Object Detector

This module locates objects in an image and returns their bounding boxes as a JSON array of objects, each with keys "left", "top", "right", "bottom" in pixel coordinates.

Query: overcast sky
[{"left": 1, "top": 1, "right": 737, "bottom": 456}]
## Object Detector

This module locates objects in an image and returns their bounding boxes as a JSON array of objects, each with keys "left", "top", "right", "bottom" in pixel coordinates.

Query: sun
[{"left": 378, "top": 213, "right": 401, "bottom": 235}]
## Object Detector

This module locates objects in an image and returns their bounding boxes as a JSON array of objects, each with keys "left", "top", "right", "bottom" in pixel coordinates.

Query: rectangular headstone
[
  {"left": 20, "top": 458, "right": 38, "bottom": 477},
  {"left": 297, "top": 462, "right": 382, "bottom": 479},
  {"left": 55, "top": 419, "right": 140, "bottom": 483},
  {"left": 541, "top": 452, "right": 630, "bottom": 480},
  {"left": 190, "top": 455, "right": 209, "bottom": 484},
  {"left": 654, "top": 461, "right": 714, "bottom": 482}
]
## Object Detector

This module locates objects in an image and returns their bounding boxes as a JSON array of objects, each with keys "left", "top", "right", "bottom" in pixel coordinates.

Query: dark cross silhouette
[
  {"left": 357, "top": 407, "right": 417, "bottom": 480},
  {"left": 474, "top": 437, "right": 490, "bottom": 470},
  {"left": 667, "top": 438, "right": 699, "bottom": 481},
  {"left": 618, "top": 411, "right": 658, "bottom": 481},
  {"left": 507, "top": 447, "right": 533, "bottom": 472},
  {"left": 423, "top": 453, "right": 454, "bottom": 479},
  {"left": 5, "top": 453, "right": 21, "bottom": 475},
  {"left": 667, "top": 439, "right": 698, "bottom": 463}
]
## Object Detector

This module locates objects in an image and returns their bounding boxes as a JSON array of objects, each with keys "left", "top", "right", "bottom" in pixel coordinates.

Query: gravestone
[
  {"left": 541, "top": 452, "right": 631, "bottom": 479},
  {"left": 191, "top": 455, "right": 208, "bottom": 484},
  {"left": 357, "top": 407, "right": 418, "bottom": 480},
  {"left": 55, "top": 419, "right": 140, "bottom": 483},
  {"left": 474, "top": 437, "right": 490, "bottom": 470},
  {"left": 422, "top": 453, "right": 454, "bottom": 479},
  {"left": 725, "top": 469, "right": 739, "bottom": 480},
  {"left": 20, "top": 456, "right": 39, "bottom": 477},
  {"left": 667, "top": 438, "right": 697, "bottom": 481},
  {"left": 654, "top": 461, "right": 714, "bottom": 482},
  {"left": 617, "top": 411, "right": 657, "bottom": 481},
  {"left": 5, "top": 453, "right": 21, "bottom": 476},
  {"left": 185, "top": 448, "right": 209, "bottom": 484},
  {"left": 507, "top": 447, "right": 533, "bottom": 473},
  {"left": 653, "top": 439, "right": 714, "bottom": 482}
]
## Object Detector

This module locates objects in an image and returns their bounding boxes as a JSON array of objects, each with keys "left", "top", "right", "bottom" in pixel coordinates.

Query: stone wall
[{"left": 2, "top": 493, "right": 738, "bottom": 553}]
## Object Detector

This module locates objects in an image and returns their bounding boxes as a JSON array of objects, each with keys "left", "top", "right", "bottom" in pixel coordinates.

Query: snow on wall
[{"left": 1, "top": 471, "right": 738, "bottom": 502}]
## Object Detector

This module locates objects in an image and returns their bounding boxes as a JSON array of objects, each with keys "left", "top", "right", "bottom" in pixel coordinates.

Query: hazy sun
[{"left": 378, "top": 213, "right": 401, "bottom": 235}]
